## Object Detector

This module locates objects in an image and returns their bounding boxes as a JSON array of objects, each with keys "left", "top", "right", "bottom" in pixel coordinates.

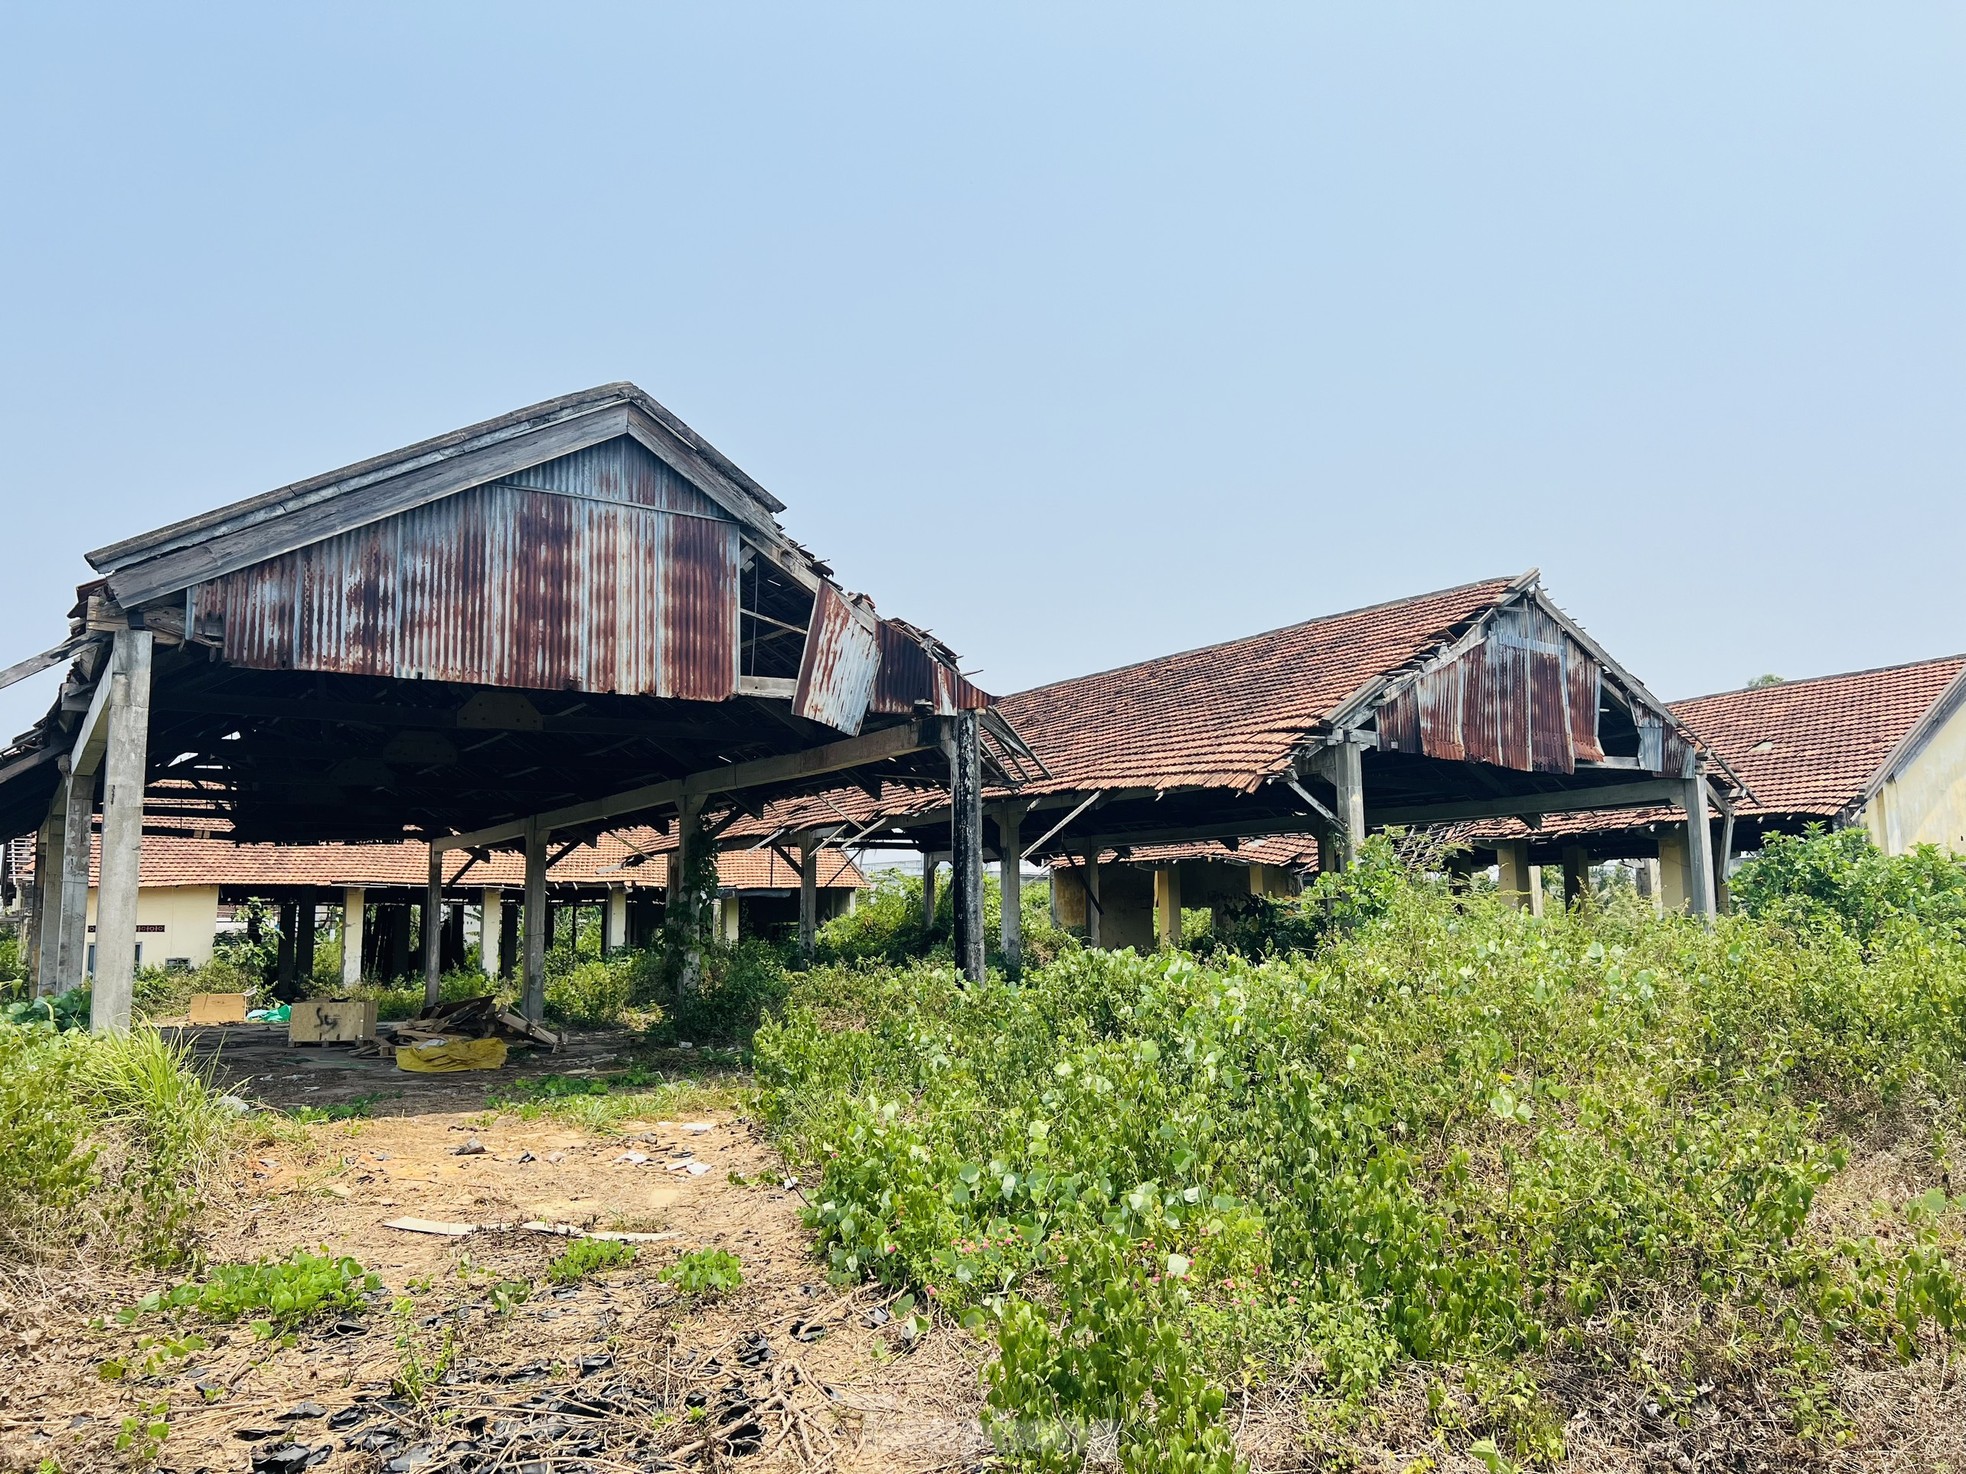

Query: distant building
[{"left": 0, "top": 830, "right": 863, "bottom": 979}]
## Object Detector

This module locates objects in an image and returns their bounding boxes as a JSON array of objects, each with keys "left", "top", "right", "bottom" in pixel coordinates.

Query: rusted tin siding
[
  {"left": 1379, "top": 604, "right": 1607, "bottom": 776},
  {"left": 792, "top": 584, "right": 881, "bottom": 734},
  {"left": 196, "top": 438, "right": 740, "bottom": 701},
  {"left": 867, "top": 621, "right": 988, "bottom": 716}
]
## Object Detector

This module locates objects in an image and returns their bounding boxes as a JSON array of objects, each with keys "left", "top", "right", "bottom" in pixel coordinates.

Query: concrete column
[
  {"left": 522, "top": 822, "right": 549, "bottom": 1021},
  {"left": 1635, "top": 856, "right": 1663, "bottom": 915},
  {"left": 998, "top": 804, "right": 1025, "bottom": 975},
  {"left": 276, "top": 901, "right": 298, "bottom": 997},
  {"left": 480, "top": 888, "right": 502, "bottom": 981},
  {"left": 1658, "top": 830, "right": 1691, "bottom": 913},
  {"left": 1081, "top": 850, "right": 1102, "bottom": 948},
  {"left": 21, "top": 821, "right": 48, "bottom": 996},
  {"left": 920, "top": 852, "right": 938, "bottom": 934},
  {"left": 34, "top": 803, "right": 63, "bottom": 996},
  {"left": 295, "top": 887, "right": 318, "bottom": 987},
  {"left": 719, "top": 894, "right": 740, "bottom": 943},
  {"left": 1561, "top": 847, "right": 1590, "bottom": 909},
  {"left": 798, "top": 838, "right": 819, "bottom": 962},
  {"left": 341, "top": 887, "right": 366, "bottom": 990},
  {"left": 498, "top": 896, "right": 519, "bottom": 978},
  {"left": 1682, "top": 770, "right": 1717, "bottom": 922},
  {"left": 423, "top": 846, "right": 443, "bottom": 1008},
  {"left": 949, "top": 712, "right": 986, "bottom": 983},
  {"left": 1334, "top": 742, "right": 1365, "bottom": 869},
  {"left": 91, "top": 629, "right": 152, "bottom": 1033},
  {"left": 56, "top": 770, "right": 94, "bottom": 993},
  {"left": 1495, "top": 841, "right": 1534, "bottom": 910},
  {"left": 602, "top": 885, "right": 627, "bottom": 955},
  {"left": 1155, "top": 866, "right": 1182, "bottom": 950}
]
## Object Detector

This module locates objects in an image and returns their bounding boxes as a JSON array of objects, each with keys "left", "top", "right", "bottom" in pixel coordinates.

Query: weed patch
[{"left": 546, "top": 1238, "right": 637, "bottom": 1284}]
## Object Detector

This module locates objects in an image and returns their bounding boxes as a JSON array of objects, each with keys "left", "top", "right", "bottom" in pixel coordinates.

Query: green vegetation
[
  {"left": 546, "top": 1237, "right": 637, "bottom": 1284},
  {"left": 119, "top": 1248, "right": 379, "bottom": 1337},
  {"left": 660, "top": 1247, "right": 744, "bottom": 1300},
  {"left": 488, "top": 1067, "right": 740, "bottom": 1133},
  {"left": 1732, "top": 824, "right": 1966, "bottom": 945},
  {"left": 816, "top": 867, "right": 1071, "bottom": 972},
  {"left": 756, "top": 836, "right": 1966, "bottom": 1471},
  {"left": 0, "top": 1023, "right": 236, "bottom": 1266}
]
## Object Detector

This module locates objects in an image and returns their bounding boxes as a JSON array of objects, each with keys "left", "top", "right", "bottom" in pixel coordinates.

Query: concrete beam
[{"left": 434, "top": 718, "right": 936, "bottom": 853}]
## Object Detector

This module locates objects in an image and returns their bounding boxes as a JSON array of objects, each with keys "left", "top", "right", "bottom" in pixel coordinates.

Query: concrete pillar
[
  {"left": 21, "top": 821, "right": 48, "bottom": 996},
  {"left": 798, "top": 839, "right": 819, "bottom": 963},
  {"left": 1561, "top": 847, "right": 1590, "bottom": 909},
  {"left": 1155, "top": 866, "right": 1182, "bottom": 950},
  {"left": 34, "top": 802, "right": 64, "bottom": 996},
  {"left": 91, "top": 629, "right": 152, "bottom": 1033},
  {"left": 1635, "top": 857, "right": 1663, "bottom": 915},
  {"left": 1081, "top": 850, "right": 1103, "bottom": 948},
  {"left": 920, "top": 852, "right": 938, "bottom": 934},
  {"left": 1682, "top": 771, "right": 1717, "bottom": 922},
  {"left": 423, "top": 846, "right": 443, "bottom": 1008},
  {"left": 275, "top": 900, "right": 298, "bottom": 997},
  {"left": 295, "top": 887, "right": 318, "bottom": 988},
  {"left": 949, "top": 711, "right": 986, "bottom": 983},
  {"left": 498, "top": 895, "right": 519, "bottom": 978},
  {"left": 1495, "top": 841, "right": 1535, "bottom": 910},
  {"left": 479, "top": 889, "right": 502, "bottom": 980},
  {"left": 1098, "top": 864, "right": 1155, "bottom": 952},
  {"left": 604, "top": 884, "right": 628, "bottom": 955},
  {"left": 56, "top": 770, "right": 94, "bottom": 994},
  {"left": 1658, "top": 829, "right": 1691, "bottom": 913},
  {"left": 719, "top": 894, "right": 740, "bottom": 943},
  {"left": 522, "top": 822, "right": 548, "bottom": 1021},
  {"left": 998, "top": 804, "right": 1025, "bottom": 974},
  {"left": 341, "top": 888, "right": 366, "bottom": 990},
  {"left": 1331, "top": 742, "right": 1365, "bottom": 870}
]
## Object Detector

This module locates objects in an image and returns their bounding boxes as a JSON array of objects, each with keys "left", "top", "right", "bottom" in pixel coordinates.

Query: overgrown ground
[{"left": 4, "top": 831, "right": 1966, "bottom": 1472}]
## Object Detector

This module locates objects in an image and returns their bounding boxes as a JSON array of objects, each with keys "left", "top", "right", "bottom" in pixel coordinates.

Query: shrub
[
  {"left": 650, "top": 940, "right": 788, "bottom": 1046},
  {"left": 546, "top": 1238, "right": 636, "bottom": 1284},
  {"left": 755, "top": 857, "right": 1966, "bottom": 1467},
  {"left": 660, "top": 1247, "right": 743, "bottom": 1301},
  {"left": 120, "top": 1248, "right": 379, "bottom": 1336},
  {"left": 545, "top": 957, "right": 634, "bottom": 1028},
  {"left": 1732, "top": 825, "right": 1966, "bottom": 945},
  {"left": 0, "top": 1024, "right": 235, "bottom": 1265}
]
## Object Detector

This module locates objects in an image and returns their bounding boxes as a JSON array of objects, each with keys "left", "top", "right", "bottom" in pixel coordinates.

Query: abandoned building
[
  {"left": 749, "top": 571, "right": 1740, "bottom": 955},
  {"left": 1468, "top": 653, "right": 1966, "bottom": 904},
  {"left": 0, "top": 383, "right": 1030, "bottom": 1029},
  {"left": 0, "top": 829, "right": 863, "bottom": 981}
]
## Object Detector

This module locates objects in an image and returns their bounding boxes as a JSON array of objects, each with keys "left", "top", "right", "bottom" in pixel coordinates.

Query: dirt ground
[{"left": 0, "top": 1024, "right": 990, "bottom": 1474}]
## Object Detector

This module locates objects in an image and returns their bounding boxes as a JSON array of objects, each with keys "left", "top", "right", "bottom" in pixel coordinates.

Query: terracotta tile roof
[
  {"left": 26, "top": 831, "right": 864, "bottom": 893},
  {"left": 995, "top": 577, "right": 1520, "bottom": 796},
  {"left": 1469, "top": 655, "right": 1966, "bottom": 844}
]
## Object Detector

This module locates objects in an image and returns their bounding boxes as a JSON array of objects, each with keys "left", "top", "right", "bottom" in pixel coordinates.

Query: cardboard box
[
  {"left": 187, "top": 993, "right": 249, "bottom": 1024},
  {"left": 288, "top": 998, "right": 379, "bottom": 1045}
]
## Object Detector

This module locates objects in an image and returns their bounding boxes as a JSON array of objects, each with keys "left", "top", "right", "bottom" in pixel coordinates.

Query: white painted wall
[
  {"left": 1861, "top": 695, "right": 1966, "bottom": 854},
  {"left": 84, "top": 884, "right": 221, "bottom": 971}
]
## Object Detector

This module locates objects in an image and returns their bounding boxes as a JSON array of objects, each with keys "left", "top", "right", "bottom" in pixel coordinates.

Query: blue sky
[{"left": 2, "top": 3, "right": 1960, "bottom": 740}]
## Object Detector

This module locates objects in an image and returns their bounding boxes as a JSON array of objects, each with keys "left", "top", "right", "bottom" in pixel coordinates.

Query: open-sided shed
[
  {"left": 751, "top": 572, "right": 1739, "bottom": 960},
  {"left": 0, "top": 384, "right": 1030, "bottom": 1026}
]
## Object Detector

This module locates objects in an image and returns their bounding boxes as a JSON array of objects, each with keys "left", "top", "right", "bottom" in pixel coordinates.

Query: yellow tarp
[{"left": 395, "top": 1036, "right": 508, "bottom": 1073}]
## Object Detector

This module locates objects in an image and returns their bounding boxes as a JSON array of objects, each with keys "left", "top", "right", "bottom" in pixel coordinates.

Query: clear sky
[{"left": 2, "top": 4, "right": 1960, "bottom": 743}]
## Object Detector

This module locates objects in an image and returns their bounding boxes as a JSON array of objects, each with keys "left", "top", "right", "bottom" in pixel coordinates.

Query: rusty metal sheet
[
  {"left": 869, "top": 621, "right": 988, "bottom": 716},
  {"left": 1568, "top": 655, "right": 1604, "bottom": 764},
  {"left": 1416, "top": 662, "right": 1466, "bottom": 762},
  {"left": 792, "top": 584, "right": 880, "bottom": 734},
  {"left": 201, "top": 455, "right": 742, "bottom": 701},
  {"left": 1377, "top": 685, "right": 1421, "bottom": 755}
]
